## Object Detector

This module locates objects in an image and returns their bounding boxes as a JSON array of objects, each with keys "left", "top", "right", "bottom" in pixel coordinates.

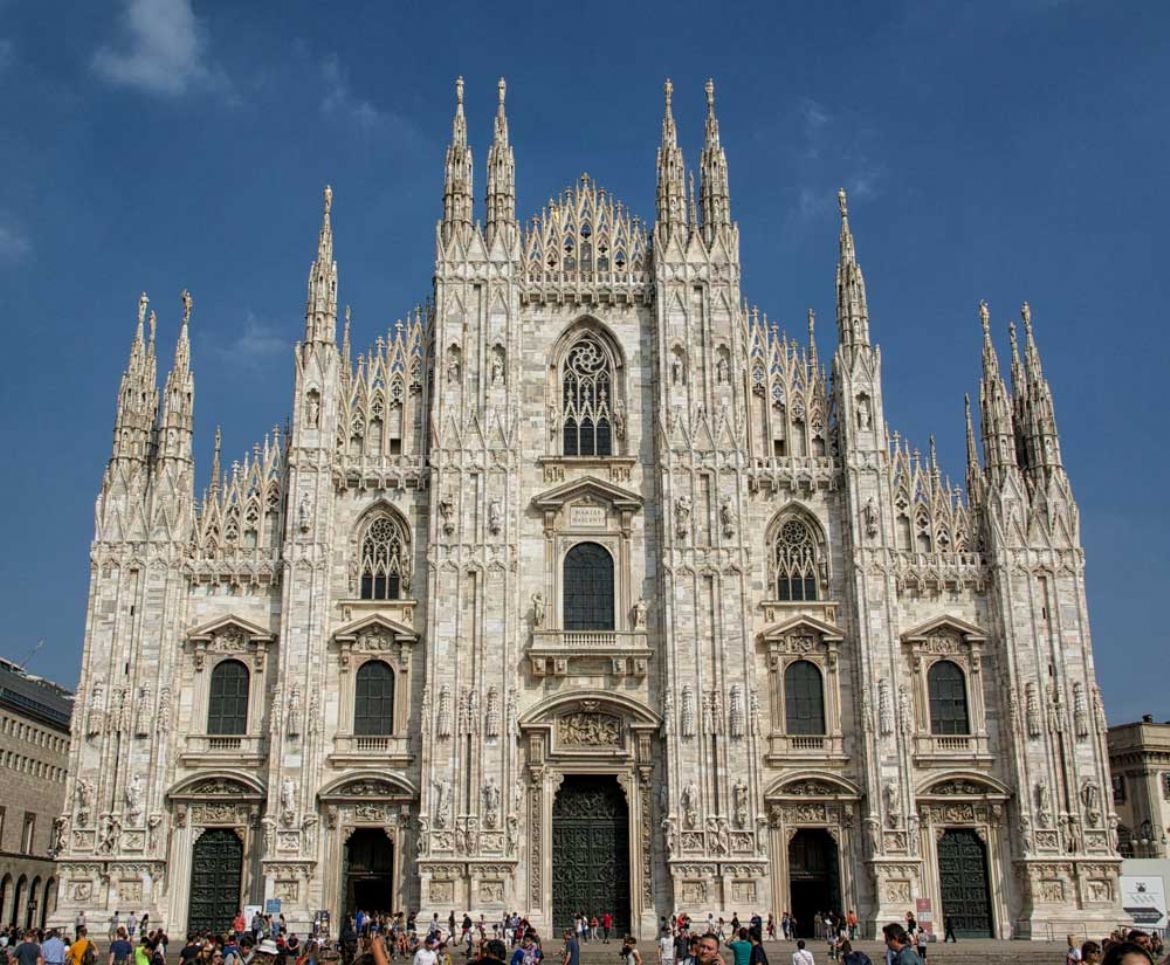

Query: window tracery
[
  {"left": 927, "top": 660, "right": 970, "bottom": 735},
  {"left": 358, "top": 513, "right": 411, "bottom": 600},
  {"left": 771, "top": 516, "right": 820, "bottom": 601},
  {"left": 561, "top": 333, "right": 614, "bottom": 457}
]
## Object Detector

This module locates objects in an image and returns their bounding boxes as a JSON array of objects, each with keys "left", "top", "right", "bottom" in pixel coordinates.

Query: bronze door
[
  {"left": 188, "top": 829, "right": 243, "bottom": 935},
  {"left": 552, "top": 775, "right": 630, "bottom": 933},
  {"left": 937, "top": 829, "right": 993, "bottom": 937}
]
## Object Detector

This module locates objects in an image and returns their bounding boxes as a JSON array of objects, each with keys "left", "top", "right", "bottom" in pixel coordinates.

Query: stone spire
[
  {"left": 835, "top": 188, "right": 870, "bottom": 352},
  {"left": 110, "top": 292, "right": 160, "bottom": 465},
  {"left": 209, "top": 424, "right": 222, "bottom": 497},
  {"left": 1018, "top": 302, "right": 1064, "bottom": 476},
  {"left": 965, "top": 393, "right": 981, "bottom": 505},
  {"left": 699, "top": 78, "right": 730, "bottom": 242},
  {"left": 655, "top": 79, "right": 687, "bottom": 235},
  {"left": 807, "top": 308, "right": 819, "bottom": 376},
  {"left": 158, "top": 289, "right": 195, "bottom": 464},
  {"left": 977, "top": 301, "right": 1018, "bottom": 484},
  {"left": 442, "top": 76, "right": 474, "bottom": 244},
  {"left": 485, "top": 77, "right": 516, "bottom": 248},
  {"left": 305, "top": 185, "right": 337, "bottom": 344},
  {"left": 341, "top": 305, "right": 352, "bottom": 377}
]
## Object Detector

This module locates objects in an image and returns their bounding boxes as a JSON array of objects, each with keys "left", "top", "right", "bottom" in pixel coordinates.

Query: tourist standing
[
  {"left": 725, "top": 929, "right": 751, "bottom": 965},
  {"left": 42, "top": 931, "right": 66, "bottom": 965},
  {"left": 65, "top": 928, "right": 96, "bottom": 965},
  {"left": 790, "top": 940, "right": 813, "bottom": 965},
  {"left": 880, "top": 925, "right": 921, "bottom": 965},
  {"left": 108, "top": 928, "right": 134, "bottom": 965},
  {"left": 562, "top": 930, "right": 579, "bottom": 965},
  {"left": 602, "top": 914, "right": 613, "bottom": 945}
]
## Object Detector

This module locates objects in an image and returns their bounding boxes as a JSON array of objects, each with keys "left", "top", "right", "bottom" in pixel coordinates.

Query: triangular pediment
[
  {"left": 759, "top": 613, "right": 845, "bottom": 643},
  {"left": 900, "top": 614, "right": 986, "bottom": 644},
  {"left": 333, "top": 612, "right": 417, "bottom": 642},
  {"left": 187, "top": 614, "right": 274, "bottom": 642},
  {"left": 531, "top": 474, "right": 642, "bottom": 512}
]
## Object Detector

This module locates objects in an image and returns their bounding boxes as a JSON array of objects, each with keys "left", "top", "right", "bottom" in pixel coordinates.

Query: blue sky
[{"left": 0, "top": 1, "right": 1165, "bottom": 720}]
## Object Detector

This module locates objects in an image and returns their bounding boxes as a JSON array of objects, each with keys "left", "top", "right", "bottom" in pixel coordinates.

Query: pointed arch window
[
  {"left": 561, "top": 333, "right": 614, "bottom": 457},
  {"left": 359, "top": 514, "right": 410, "bottom": 600},
  {"left": 927, "top": 660, "right": 970, "bottom": 735},
  {"left": 207, "top": 659, "right": 249, "bottom": 735},
  {"left": 772, "top": 517, "right": 819, "bottom": 601},
  {"left": 354, "top": 660, "right": 395, "bottom": 736},
  {"left": 784, "top": 660, "right": 825, "bottom": 735},
  {"left": 562, "top": 542, "right": 614, "bottom": 631}
]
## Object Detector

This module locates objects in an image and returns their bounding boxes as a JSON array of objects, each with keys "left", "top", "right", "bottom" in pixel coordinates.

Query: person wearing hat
[{"left": 254, "top": 940, "right": 281, "bottom": 965}]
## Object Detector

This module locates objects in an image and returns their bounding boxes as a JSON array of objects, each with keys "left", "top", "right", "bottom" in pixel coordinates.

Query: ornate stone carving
[
  {"left": 681, "top": 685, "right": 696, "bottom": 738},
  {"left": 681, "top": 780, "right": 699, "bottom": 829},
  {"left": 75, "top": 779, "right": 95, "bottom": 826},
  {"left": 485, "top": 686, "right": 501, "bottom": 739},
  {"left": 436, "top": 685, "right": 452, "bottom": 739},
  {"left": 733, "top": 781, "right": 748, "bottom": 829},
  {"left": 674, "top": 496, "right": 691, "bottom": 539},
  {"left": 280, "top": 777, "right": 296, "bottom": 826},
  {"left": 1026, "top": 682, "right": 1041, "bottom": 738},
  {"left": 125, "top": 774, "right": 144, "bottom": 825},
  {"left": 482, "top": 778, "right": 501, "bottom": 829},
  {"left": 728, "top": 685, "right": 745, "bottom": 739},
  {"left": 878, "top": 679, "right": 893, "bottom": 736},
  {"left": 556, "top": 712, "right": 620, "bottom": 747},
  {"left": 1073, "top": 682, "right": 1089, "bottom": 740},
  {"left": 433, "top": 779, "right": 452, "bottom": 829}
]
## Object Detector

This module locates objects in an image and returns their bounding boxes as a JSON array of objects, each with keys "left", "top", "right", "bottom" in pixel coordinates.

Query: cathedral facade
[{"left": 54, "top": 78, "right": 1122, "bottom": 940}]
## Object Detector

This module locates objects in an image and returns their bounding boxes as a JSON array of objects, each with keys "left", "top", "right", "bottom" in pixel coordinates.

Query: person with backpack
[
  {"left": 66, "top": 927, "right": 96, "bottom": 965},
  {"left": 836, "top": 942, "right": 870, "bottom": 965},
  {"left": 108, "top": 928, "right": 134, "bottom": 965}
]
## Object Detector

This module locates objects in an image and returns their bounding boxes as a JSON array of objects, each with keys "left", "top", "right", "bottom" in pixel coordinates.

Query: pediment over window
[
  {"left": 318, "top": 773, "right": 417, "bottom": 803},
  {"left": 916, "top": 771, "right": 1010, "bottom": 799},
  {"left": 531, "top": 474, "right": 643, "bottom": 513},
  {"left": 764, "top": 771, "right": 861, "bottom": 800},
  {"left": 187, "top": 615, "right": 274, "bottom": 671},
  {"left": 333, "top": 613, "right": 417, "bottom": 671},
  {"left": 168, "top": 772, "right": 267, "bottom": 802},
  {"left": 901, "top": 615, "right": 986, "bottom": 646},
  {"left": 759, "top": 614, "right": 846, "bottom": 647}
]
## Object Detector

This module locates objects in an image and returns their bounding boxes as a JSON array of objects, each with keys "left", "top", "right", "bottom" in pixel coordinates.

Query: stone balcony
[
  {"left": 913, "top": 731, "right": 993, "bottom": 765},
  {"left": 327, "top": 734, "right": 412, "bottom": 768},
  {"left": 529, "top": 628, "right": 651, "bottom": 678},
  {"left": 765, "top": 732, "right": 848, "bottom": 764},
  {"left": 179, "top": 734, "right": 268, "bottom": 768}
]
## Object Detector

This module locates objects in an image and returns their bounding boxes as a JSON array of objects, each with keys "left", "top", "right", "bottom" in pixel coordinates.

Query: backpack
[{"left": 82, "top": 943, "right": 97, "bottom": 965}]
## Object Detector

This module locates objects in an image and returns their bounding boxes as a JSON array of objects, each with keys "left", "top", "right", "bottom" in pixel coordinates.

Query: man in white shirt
[
  {"left": 413, "top": 936, "right": 438, "bottom": 965},
  {"left": 792, "top": 939, "right": 814, "bottom": 965}
]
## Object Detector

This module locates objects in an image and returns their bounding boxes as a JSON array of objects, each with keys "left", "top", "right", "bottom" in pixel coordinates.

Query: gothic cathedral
[{"left": 54, "top": 78, "right": 1122, "bottom": 939}]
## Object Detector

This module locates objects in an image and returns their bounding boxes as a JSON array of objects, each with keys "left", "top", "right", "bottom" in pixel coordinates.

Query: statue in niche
[
  {"left": 298, "top": 493, "right": 311, "bottom": 533},
  {"left": 863, "top": 498, "right": 879, "bottom": 538},
  {"left": 75, "top": 779, "right": 94, "bottom": 825},
  {"left": 857, "top": 396, "right": 871, "bottom": 430},
  {"left": 680, "top": 686, "right": 696, "bottom": 738},
  {"left": 878, "top": 679, "right": 893, "bottom": 736},
  {"left": 532, "top": 592, "right": 546, "bottom": 628},
  {"left": 482, "top": 778, "right": 501, "bottom": 829},
  {"left": 1025, "top": 683, "right": 1041, "bottom": 738},
  {"left": 1081, "top": 780, "right": 1102, "bottom": 827},
  {"left": 488, "top": 499, "right": 502, "bottom": 536},
  {"left": 548, "top": 404, "right": 559, "bottom": 437},
  {"left": 280, "top": 777, "right": 297, "bottom": 826},
  {"left": 675, "top": 496, "right": 691, "bottom": 539},
  {"left": 446, "top": 349, "right": 460, "bottom": 384},
  {"left": 286, "top": 685, "right": 302, "bottom": 738},
  {"left": 490, "top": 350, "right": 504, "bottom": 385},
  {"left": 125, "top": 774, "right": 144, "bottom": 824},
  {"left": 671, "top": 354, "right": 683, "bottom": 384},
  {"left": 681, "top": 781, "right": 699, "bottom": 829},
  {"left": 883, "top": 781, "right": 900, "bottom": 828},
  {"left": 632, "top": 596, "right": 648, "bottom": 629},
  {"left": 86, "top": 684, "right": 105, "bottom": 738},
  {"left": 439, "top": 494, "right": 455, "bottom": 535},
  {"left": 484, "top": 686, "right": 500, "bottom": 739},
  {"left": 733, "top": 781, "right": 749, "bottom": 829},
  {"left": 728, "top": 685, "right": 745, "bottom": 739},
  {"left": 1036, "top": 781, "right": 1053, "bottom": 827},
  {"left": 433, "top": 779, "right": 452, "bottom": 829},
  {"left": 133, "top": 688, "right": 151, "bottom": 737},
  {"left": 306, "top": 392, "right": 320, "bottom": 428},
  {"left": 613, "top": 400, "right": 626, "bottom": 440},
  {"left": 1073, "top": 683, "right": 1089, "bottom": 739},
  {"left": 720, "top": 497, "right": 735, "bottom": 538},
  {"left": 436, "top": 685, "right": 452, "bottom": 738},
  {"left": 716, "top": 355, "right": 729, "bottom": 384}
]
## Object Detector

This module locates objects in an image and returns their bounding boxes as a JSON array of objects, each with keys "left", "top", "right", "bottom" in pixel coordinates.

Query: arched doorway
[
  {"left": 343, "top": 829, "right": 394, "bottom": 915},
  {"left": 788, "top": 829, "right": 839, "bottom": 937},
  {"left": 188, "top": 829, "right": 243, "bottom": 934},
  {"left": 937, "top": 829, "right": 993, "bottom": 937},
  {"left": 552, "top": 775, "right": 630, "bottom": 934},
  {"left": 0, "top": 875, "right": 11, "bottom": 928},
  {"left": 42, "top": 878, "right": 56, "bottom": 927},
  {"left": 12, "top": 876, "right": 25, "bottom": 930}
]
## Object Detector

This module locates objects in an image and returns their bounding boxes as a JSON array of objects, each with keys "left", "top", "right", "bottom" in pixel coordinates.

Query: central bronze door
[
  {"left": 937, "top": 828, "right": 994, "bottom": 937},
  {"left": 552, "top": 775, "right": 630, "bottom": 933},
  {"left": 188, "top": 829, "right": 243, "bottom": 935}
]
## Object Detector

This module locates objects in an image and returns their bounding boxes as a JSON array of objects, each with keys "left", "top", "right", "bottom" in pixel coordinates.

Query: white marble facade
[{"left": 53, "top": 78, "right": 1123, "bottom": 939}]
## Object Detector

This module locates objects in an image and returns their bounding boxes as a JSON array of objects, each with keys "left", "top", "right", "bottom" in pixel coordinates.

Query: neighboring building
[
  {"left": 0, "top": 657, "right": 73, "bottom": 929},
  {"left": 1109, "top": 716, "right": 1170, "bottom": 858},
  {"left": 53, "top": 78, "right": 1122, "bottom": 939}
]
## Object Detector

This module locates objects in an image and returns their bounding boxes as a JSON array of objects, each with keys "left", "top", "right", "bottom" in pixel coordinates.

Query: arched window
[
  {"left": 772, "top": 517, "right": 819, "bottom": 601},
  {"left": 928, "top": 660, "right": 970, "bottom": 735},
  {"left": 207, "top": 659, "right": 249, "bottom": 735},
  {"left": 561, "top": 333, "right": 614, "bottom": 457},
  {"left": 784, "top": 660, "right": 826, "bottom": 735},
  {"left": 563, "top": 542, "right": 614, "bottom": 631},
  {"left": 354, "top": 661, "right": 395, "bottom": 736},
  {"left": 359, "top": 513, "right": 410, "bottom": 600}
]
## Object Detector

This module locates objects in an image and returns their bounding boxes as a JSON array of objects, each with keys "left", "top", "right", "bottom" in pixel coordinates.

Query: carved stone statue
[
  {"left": 86, "top": 685, "right": 105, "bottom": 738},
  {"left": 125, "top": 774, "right": 144, "bottom": 824},
  {"left": 133, "top": 688, "right": 152, "bottom": 738},
  {"left": 433, "top": 779, "right": 452, "bottom": 829},
  {"left": 733, "top": 781, "right": 749, "bottom": 829},
  {"left": 306, "top": 392, "right": 320, "bottom": 428},
  {"left": 613, "top": 400, "right": 626, "bottom": 440},
  {"left": 720, "top": 497, "right": 735, "bottom": 539},
  {"left": 1073, "top": 683, "right": 1090, "bottom": 739},
  {"left": 439, "top": 495, "right": 455, "bottom": 535},
  {"left": 863, "top": 497, "right": 878, "bottom": 538},
  {"left": 1081, "top": 780, "right": 1102, "bottom": 827},
  {"left": 661, "top": 815, "right": 676, "bottom": 856},
  {"left": 446, "top": 349, "right": 460, "bottom": 384},
  {"left": 51, "top": 815, "right": 68, "bottom": 853},
  {"left": 728, "top": 685, "right": 745, "bottom": 739},
  {"left": 878, "top": 679, "right": 893, "bottom": 736},
  {"left": 436, "top": 685, "right": 452, "bottom": 738},
  {"left": 632, "top": 596, "right": 648, "bottom": 629},
  {"left": 857, "top": 395, "right": 872, "bottom": 430},
  {"left": 482, "top": 778, "right": 501, "bottom": 829},
  {"left": 75, "top": 779, "right": 94, "bottom": 826},
  {"left": 488, "top": 499, "right": 502, "bottom": 536},
  {"left": 674, "top": 496, "right": 691, "bottom": 539},
  {"left": 548, "top": 403, "right": 559, "bottom": 437},
  {"left": 716, "top": 355, "right": 729, "bottom": 384},
  {"left": 680, "top": 686, "right": 696, "bottom": 738},
  {"left": 883, "top": 781, "right": 900, "bottom": 828},
  {"left": 286, "top": 685, "right": 302, "bottom": 738},
  {"left": 532, "top": 592, "right": 546, "bottom": 628},
  {"left": 484, "top": 686, "right": 501, "bottom": 739},
  {"left": 280, "top": 777, "right": 296, "bottom": 826},
  {"left": 1036, "top": 781, "right": 1053, "bottom": 828},
  {"left": 681, "top": 781, "right": 699, "bottom": 829},
  {"left": 1025, "top": 683, "right": 1041, "bottom": 738},
  {"left": 490, "top": 352, "right": 504, "bottom": 385},
  {"left": 298, "top": 493, "right": 311, "bottom": 533}
]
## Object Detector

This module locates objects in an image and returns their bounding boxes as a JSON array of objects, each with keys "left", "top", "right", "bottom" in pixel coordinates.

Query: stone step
[{"left": 574, "top": 939, "right": 1071, "bottom": 964}]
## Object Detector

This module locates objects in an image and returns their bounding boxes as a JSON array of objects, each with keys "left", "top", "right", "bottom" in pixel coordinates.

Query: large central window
[
  {"left": 359, "top": 513, "right": 410, "bottom": 600},
  {"left": 562, "top": 333, "right": 614, "bottom": 457},
  {"left": 772, "top": 517, "right": 819, "bottom": 601},
  {"left": 563, "top": 542, "right": 615, "bottom": 631}
]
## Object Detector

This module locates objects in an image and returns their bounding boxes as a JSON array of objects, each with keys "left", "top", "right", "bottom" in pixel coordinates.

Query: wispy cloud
[
  {"left": 220, "top": 313, "right": 288, "bottom": 369},
  {"left": 319, "top": 54, "right": 423, "bottom": 145},
  {"left": 93, "top": 0, "right": 224, "bottom": 97},
  {"left": 0, "top": 218, "right": 31, "bottom": 262}
]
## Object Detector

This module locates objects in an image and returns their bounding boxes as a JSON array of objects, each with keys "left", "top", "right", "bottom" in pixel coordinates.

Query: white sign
[
  {"left": 1122, "top": 875, "right": 1168, "bottom": 931},
  {"left": 569, "top": 505, "right": 606, "bottom": 528}
]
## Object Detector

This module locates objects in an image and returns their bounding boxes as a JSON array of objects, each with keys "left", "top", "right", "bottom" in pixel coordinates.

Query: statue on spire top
[
  {"left": 979, "top": 299, "right": 990, "bottom": 331},
  {"left": 838, "top": 187, "right": 848, "bottom": 217},
  {"left": 181, "top": 289, "right": 192, "bottom": 325},
  {"left": 323, "top": 184, "right": 333, "bottom": 215}
]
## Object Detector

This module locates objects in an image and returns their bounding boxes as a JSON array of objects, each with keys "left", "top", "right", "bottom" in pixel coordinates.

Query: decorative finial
[
  {"left": 664, "top": 78, "right": 673, "bottom": 107},
  {"left": 497, "top": 77, "right": 506, "bottom": 105},
  {"left": 979, "top": 299, "right": 990, "bottom": 333},
  {"left": 345, "top": 304, "right": 351, "bottom": 326},
  {"left": 147, "top": 309, "right": 157, "bottom": 342},
  {"left": 705, "top": 78, "right": 715, "bottom": 108},
  {"left": 837, "top": 187, "right": 848, "bottom": 217},
  {"left": 137, "top": 292, "right": 149, "bottom": 328},
  {"left": 1020, "top": 301, "right": 1032, "bottom": 328},
  {"left": 807, "top": 307, "right": 816, "bottom": 332},
  {"left": 323, "top": 184, "right": 333, "bottom": 216},
  {"left": 181, "top": 289, "right": 192, "bottom": 326},
  {"left": 455, "top": 76, "right": 464, "bottom": 105}
]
